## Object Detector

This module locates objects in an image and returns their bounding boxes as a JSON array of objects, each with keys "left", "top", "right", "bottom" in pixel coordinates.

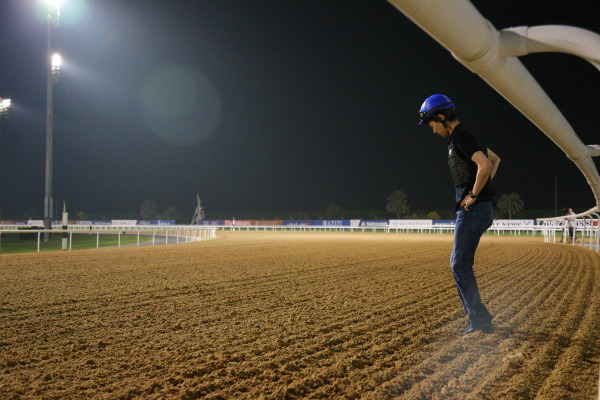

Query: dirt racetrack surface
[{"left": 1, "top": 231, "right": 599, "bottom": 399}]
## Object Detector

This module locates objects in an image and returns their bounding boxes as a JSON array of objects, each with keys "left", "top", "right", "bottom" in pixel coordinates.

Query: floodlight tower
[
  {"left": 44, "top": 0, "right": 61, "bottom": 241},
  {"left": 0, "top": 98, "right": 11, "bottom": 218}
]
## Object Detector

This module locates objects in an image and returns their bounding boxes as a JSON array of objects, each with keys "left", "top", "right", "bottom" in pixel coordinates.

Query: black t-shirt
[{"left": 447, "top": 123, "right": 495, "bottom": 209}]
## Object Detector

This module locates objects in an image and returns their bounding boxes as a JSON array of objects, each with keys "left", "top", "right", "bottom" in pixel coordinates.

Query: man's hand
[{"left": 460, "top": 195, "right": 476, "bottom": 211}]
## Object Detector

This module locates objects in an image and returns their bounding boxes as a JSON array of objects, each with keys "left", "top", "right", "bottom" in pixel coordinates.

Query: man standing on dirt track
[{"left": 418, "top": 94, "right": 501, "bottom": 335}]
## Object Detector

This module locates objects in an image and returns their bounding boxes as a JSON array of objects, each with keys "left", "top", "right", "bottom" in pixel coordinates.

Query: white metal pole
[
  {"left": 387, "top": 0, "right": 600, "bottom": 208},
  {"left": 44, "top": 12, "right": 54, "bottom": 242}
]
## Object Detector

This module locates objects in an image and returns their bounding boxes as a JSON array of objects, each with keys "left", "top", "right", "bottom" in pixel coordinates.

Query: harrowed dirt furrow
[
  {"left": 172, "top": 259, "right": 464, "bottom": 398},
  {"left": 438, "top": 243, "right": 543, "bottom": 332},
  {"left": 248, "top": 250, "right": 536, "bottom": 400},
  {"left": 0, "top": 241, "right": 564, "bottom": 384},
  {"left": 2, "top": 246, "right": 453, "bottom": 363},
  {"left": 7, "top": 237, "right": 445, "bottom": 311},
  {"left": 488, "top": 245, "right": 583, "bottom": 338},
  {"left": 95, "top": 298, "right": 418, "bottom": 395},
  {"left": 87, "top": 238, "right": 597, "bottom": 399},
  {"left": 0, "top": 239, "right": 540, "bottom": 398},
  {"left": 302, "top": 317, "right": 469, "bottom": 399},
  {"left": 3, "top": 243, "right": 446, "bottom": 335},
  {"left": 443, "top": 244, "right": 600, "bottom": 400},
  {"left": 464, "top": 248, "right": 591, "bottom": 399},
  {"left": 0, "top": 239, "right": 454, "bottom": 398},
  {"left": 172, "top": 299, "right": 463, "bottom": 398},
  {"left": 534, "top": 253, "right": 600, "bottom": 398},
  {"left": 484, "top": 243, "right": 576, "bottom": 328},
  {"left": 180, "top": 248, "right": 465, "bottom": 399},
  {"left": 378, "top": 245, "right": 560, "bottom": 382},
  {"left": 474, "top": 243, "right": 539, "bottom": 291},
  {"left": 476, "top": 247, "right": 598, "bottom": 399},
  {"left": 459, "top": 246, "right": 580, "bottom": 369},
  {"left": 180, "top": 255, "right": 451, "bottom": 335},
  {"left": 1, "top": 233, "right": 599, "bottom": 400},
  {"left": 363, "top": 242, "right": 592, "bottom": 399},
  {"left": 175, "top": 250, "right": 456, "bottom": 336}
]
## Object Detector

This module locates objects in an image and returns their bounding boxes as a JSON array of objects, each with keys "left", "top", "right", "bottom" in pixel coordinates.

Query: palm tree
[
  {"left": 140, "top": 199, "right": 159, "bottom": 220},
  {"left": 497, "top": 193, "right": 525, "bottom": 219},
  {"left": 161, "top": 206, "right": 182, "bottom": 223},
  {"left": 386, "top": 190, "right": 410, "bottom": 218},
  {"left": 426, "top": 211, "right": 441, "bottom": 220}
]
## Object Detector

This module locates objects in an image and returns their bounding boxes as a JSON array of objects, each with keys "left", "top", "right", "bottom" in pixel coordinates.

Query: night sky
[{"left": 0, "top": 0, "right": 599, "bottom": 219}]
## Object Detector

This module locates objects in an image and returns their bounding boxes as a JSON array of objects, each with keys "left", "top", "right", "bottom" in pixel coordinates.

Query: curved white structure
[
  {"left": 388, "top": 0, "right": 600, "bottom": 212},
  {"left": 500, "top": 25, "right": 600, "bottom": 71}
]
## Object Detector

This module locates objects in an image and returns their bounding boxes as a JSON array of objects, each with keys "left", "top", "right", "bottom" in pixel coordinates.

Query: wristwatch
[{"left": 468, "top": 190, "right": 478, "bottom": 199}]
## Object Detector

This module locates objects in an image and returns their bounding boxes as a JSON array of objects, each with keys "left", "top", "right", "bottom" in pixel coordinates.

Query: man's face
[{"left": 427, "top": 117, "right": 451, "bottom": 138}]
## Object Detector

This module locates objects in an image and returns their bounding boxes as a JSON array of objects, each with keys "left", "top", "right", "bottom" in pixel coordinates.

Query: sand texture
[{"left": 1, "top": 231, "right": 599, "bottom": 399}]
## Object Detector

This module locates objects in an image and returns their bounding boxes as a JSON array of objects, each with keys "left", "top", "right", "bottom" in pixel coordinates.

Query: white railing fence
[
  {"left": 214, "top": 222, "right": 544, "bottom": 236},
  {"left": 3, "top": 219, "right": 598, "bottom": 253},
  {"left": 0, "top": 225, "right": 217, "bottom": 253},
  {"left": 213, "top": 220, "right": 598, "bottom": 252},
  {"left": 538, "top": 208, "right": 600, "bottom": 251}
]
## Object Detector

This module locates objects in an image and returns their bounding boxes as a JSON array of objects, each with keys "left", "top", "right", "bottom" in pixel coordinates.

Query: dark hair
[{"left": 435, "top": 108, "right": 457, "bottom": 122}]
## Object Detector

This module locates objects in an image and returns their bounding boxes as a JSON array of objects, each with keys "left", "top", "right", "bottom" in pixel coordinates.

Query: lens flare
[{"left": 141, "top": 63, "right": 222, "bottom": 146}]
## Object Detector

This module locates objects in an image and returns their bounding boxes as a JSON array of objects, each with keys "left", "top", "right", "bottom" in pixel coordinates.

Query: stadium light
[
  {"left": 46, "top": 0, "right": 61, "bottom": 20},
  {"left": 0, "top": 98, "right": 11, "bottom": 115},
  {"left": 51, "top": 53, "right": 62, "bottom": 77}
]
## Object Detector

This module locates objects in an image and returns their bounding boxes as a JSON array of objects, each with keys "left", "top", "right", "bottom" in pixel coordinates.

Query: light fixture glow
[
  {"left": 0, "top": 98, "right": 11, "bottom": 117},
  {"left": 46, "top": 0, "right": 61, "bottom": 9},
  {"left": 0, "top": 98, "right": 11, "bottom": 111},
  {"left": 51, "top": 53, "right": 62, "bottom": 68},
  {"left": 46, "top": 0, "right": 61, "bottom": 21}
]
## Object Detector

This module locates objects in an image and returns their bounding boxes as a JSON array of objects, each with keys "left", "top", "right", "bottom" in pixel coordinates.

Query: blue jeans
[{"left": 451, "top": 200, "right": 494, "bottom": 327}]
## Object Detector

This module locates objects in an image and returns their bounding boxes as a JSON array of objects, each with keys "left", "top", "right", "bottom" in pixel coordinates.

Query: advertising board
[
  {"left": 311, "top": 220, "right": 351, "bottom": 226},
  {"left": 156, "top": 220, "right": 176, "bottom": 226},
  {"left": 112, "top": 220, "right": 138, "bottom": 226},
  {"left": 92, "top": 220, "right": 112, "bottom": 226},
  {"left": 433, "top": 220, "right": 456, "bottom": 225},
  {"left": 389, "top": 219, "right": 433, "bottom": 227},
  {"left": 283, "top": 220, "right": 311, "bottom": 226},
  {"left": 224, "top": 220, "right": 253, "bottom": 227},
  {"left": 198, "top": 220, "right": 224, "bottom": 226},
  {"left": 358, "top": 220, "right": 389, "bottom": 227},
  {"left": 254, "top": 220, "right": 283, "bottom": 226},
  {"left": 491, "top": 219, "right": 534, "bottom": 227}
]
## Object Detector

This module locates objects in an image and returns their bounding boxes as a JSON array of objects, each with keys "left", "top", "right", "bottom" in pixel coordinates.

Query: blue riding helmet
[{"left": 418, "top": 94, "right": 455, "bottom": 125}]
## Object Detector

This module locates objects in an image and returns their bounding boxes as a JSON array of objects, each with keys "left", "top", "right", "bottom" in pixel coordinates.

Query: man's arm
[
  {"left": 487, "top": 148, "right": 500, "bottom": 180},
  {"left": 460, "top": 150, "right": 492, "bottom": 210}
]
